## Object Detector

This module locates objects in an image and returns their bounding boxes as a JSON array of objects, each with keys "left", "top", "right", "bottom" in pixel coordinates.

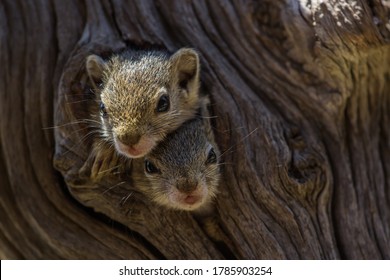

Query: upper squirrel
[{"left": 86, "top": 48, "right": 204, "bottom": 158}]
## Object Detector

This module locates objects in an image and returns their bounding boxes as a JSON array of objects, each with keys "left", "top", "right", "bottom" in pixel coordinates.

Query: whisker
[
  {"left": 120, "top": 192, "right": 134, "bottom": 206},
  {"left": 42, "top": 119, "right": 102, "bottom": 130},
  {"left": 98, "top": 163, "right": 122, "bottom": 175},
  {"left": 61, "top": 130, "right": 101, "bottom": 157},
  {"left": 215, "top": 126, "right": 248, "bottom": 133},
  {"left": 102, "top": 181, "right": 126, "bottom": 195},
  {"left": 215, "top": 162, "right": 234, "bottom": 167},
  {"left": 219, "top": 127, "right": 259, "bottom": 158},
  {"left": 198, "top": 115, "right": 218, "bottom": 119},
  {"left": 65, "top": 99, "right": 95, "bottom": 105}
]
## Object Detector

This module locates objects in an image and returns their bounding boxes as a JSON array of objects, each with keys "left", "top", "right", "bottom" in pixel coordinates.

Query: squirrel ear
[
  {"left": 86, "top": 54, "right": 107, "bottom": 89},
  {"left": 170, "top": 48, "right": 200, "bottom": 93}
]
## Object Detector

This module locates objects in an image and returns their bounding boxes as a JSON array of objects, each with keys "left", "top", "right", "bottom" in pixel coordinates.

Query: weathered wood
[{"left": 0, "top": 0, "right": 389, "bottom": 259}]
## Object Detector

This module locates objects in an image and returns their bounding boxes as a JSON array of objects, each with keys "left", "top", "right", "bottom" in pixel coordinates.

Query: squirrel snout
[
  {"left": 113, "top": 132, "right": 156, "bottom": 158},
  {"left": 116, "top": 133, "right": 141, "bottom": 146},
  {"left": 176, "top": 179, "right": 198, "bottom": 194}
]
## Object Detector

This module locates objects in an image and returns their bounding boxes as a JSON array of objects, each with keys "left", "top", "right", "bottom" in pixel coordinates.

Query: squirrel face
[
  {"left": 141, "top": 117, "right": 220, "bottom": 211},
  {"left": 86, "top": 49, "right": 202, "bottom": 158}
]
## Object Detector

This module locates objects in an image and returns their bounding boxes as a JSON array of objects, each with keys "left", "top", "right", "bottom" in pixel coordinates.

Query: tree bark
[{"left": 0, "top": 0, "right": 389, "bottom": 259}]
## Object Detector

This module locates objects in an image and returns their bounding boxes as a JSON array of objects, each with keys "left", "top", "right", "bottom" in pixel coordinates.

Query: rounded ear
[
  {"left": 86, "top": 54, "right": 107, "bottom": 89},
  {"left": 170, "top": 48, "right": 200, "bottom": 92}
]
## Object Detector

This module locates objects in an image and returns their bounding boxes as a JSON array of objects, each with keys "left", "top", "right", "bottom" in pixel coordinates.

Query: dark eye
[
  {"left": 145, "top": 159, "right": 160, "bottom": 174},
  {"left": 156, "top": 94, "right": 170, "bottom": 113},
  {"left": 206, "top": 148, "right": 217, "bottom": 165},
  {"left": 100, "top": 102, "right": 108, "bottom": 117}
]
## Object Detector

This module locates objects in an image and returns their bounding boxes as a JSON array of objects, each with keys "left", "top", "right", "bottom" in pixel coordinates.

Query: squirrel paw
[{"left": 80, "top": 148, "right": 123, "bottom": 182}]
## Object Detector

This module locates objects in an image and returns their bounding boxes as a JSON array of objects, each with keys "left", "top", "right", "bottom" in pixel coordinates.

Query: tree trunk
[{"left": 0, "top": 0, "right": 389, "bottom": 259}]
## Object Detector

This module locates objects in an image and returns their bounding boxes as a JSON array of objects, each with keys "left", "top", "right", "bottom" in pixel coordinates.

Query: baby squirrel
[
  {"left": 132, "top": 105, "right": 229, "bottom": 244},
  {"left": 132, "top": 98, "right": 220, "bottom": 212},
  {"left": 86, "top": 48, "right": 204, "bottom": 159},
  {"left": 85, "top": 48, "right": 221, "bottom": 212}
]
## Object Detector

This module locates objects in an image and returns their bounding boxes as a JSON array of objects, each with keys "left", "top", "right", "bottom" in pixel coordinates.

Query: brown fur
[
  {"left": 86, "top": 48, "right": 205, "bottom": 159},
  {"left": 132, "top": 97, "right": 220, "bottom": 212},
  {"left": 84, "top": 49, "right": 225, "bottom": 243},
  {"left": 84, "top": 49, "right": 221, "bottom": 214}
]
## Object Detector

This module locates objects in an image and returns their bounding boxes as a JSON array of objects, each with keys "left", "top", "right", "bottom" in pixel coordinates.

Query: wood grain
[{"left": 0, "top": 0, "right": 389, "bottom": 259}]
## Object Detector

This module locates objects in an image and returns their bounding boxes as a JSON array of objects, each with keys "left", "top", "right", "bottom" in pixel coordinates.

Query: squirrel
[
  {"left": 86, "top": 48, "right": 204, "bottom": 160},
  {"left": 130, "top": 97, "right": 220, "bottom": 212},
  {"left": 130, "top": 104, "right": 232, "bottom": 246}
]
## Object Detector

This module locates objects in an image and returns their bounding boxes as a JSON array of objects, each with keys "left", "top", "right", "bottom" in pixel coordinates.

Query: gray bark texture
[{"left": 0, "top": 0, "right": 389, "bottom": 259}]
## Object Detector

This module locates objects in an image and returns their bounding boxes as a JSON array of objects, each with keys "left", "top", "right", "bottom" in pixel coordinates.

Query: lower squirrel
[
  {"left": 131, "top": 97, "right": 220, "bottom": 212},
  {"left": 132, "top": 98, "right": 230, "bottom": 243}
]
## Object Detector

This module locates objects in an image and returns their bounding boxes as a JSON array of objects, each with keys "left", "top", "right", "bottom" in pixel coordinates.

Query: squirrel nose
[
  {"left": 116, "top": 134, "right": 141, "bottom": 146},
  {"left": 176, "top": 178, "right": 198, "bottom": 194}
]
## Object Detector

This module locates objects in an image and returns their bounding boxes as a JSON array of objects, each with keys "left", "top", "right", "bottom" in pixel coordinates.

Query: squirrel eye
[
  {"left": 145, "top": 159, "right": 160, "bottom": 174},
  {"left": 156, "top": 94, "right": 170, "bottom": 113},
  {"left": 206, "top": 148, "right": 217, "bottom": 165},
  {"left": 100, "top": 102, "right": 108, "bottom": 117}
]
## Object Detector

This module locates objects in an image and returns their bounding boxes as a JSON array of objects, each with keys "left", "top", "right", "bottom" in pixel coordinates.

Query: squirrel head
[
  {"left": 86, "top": 48, "right": 202, "bottom": 158},
  {"left": 140, "top": 117, "right": 220, "bottom": 211}
]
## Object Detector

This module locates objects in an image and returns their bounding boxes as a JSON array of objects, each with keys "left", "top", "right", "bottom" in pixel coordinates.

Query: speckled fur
[
  {"left": 84, "top": 49, "right": 221, "bottom": 211},
  {"left": 87, "top": 48, "right": 204, "bottom": 158}
]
